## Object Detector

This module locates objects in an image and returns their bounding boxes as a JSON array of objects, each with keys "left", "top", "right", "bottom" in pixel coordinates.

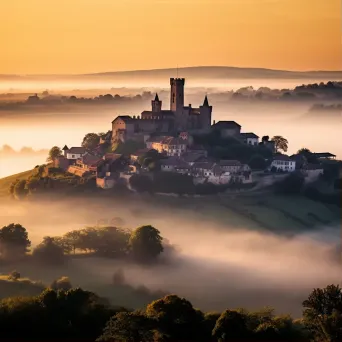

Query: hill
[
  {"left": 1, "top": 66, "right": 342, "bottom": 81},
  {"left": 0, "top": 169, "right": 34, "bottom": 198}
]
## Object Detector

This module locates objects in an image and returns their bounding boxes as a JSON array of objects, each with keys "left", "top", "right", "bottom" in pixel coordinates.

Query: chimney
[{"left": 213, "top": 120, "right": 216, "bottom": 125}]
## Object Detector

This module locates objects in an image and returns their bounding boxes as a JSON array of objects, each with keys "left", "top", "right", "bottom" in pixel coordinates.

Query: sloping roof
[
  {"left": 146, "top": 136, "right": 166, "bottom": 143},
  {"left": 160, "top": 157, "right": 187, "bottom": 167},
  {"left": 273, "top": 154, "right": 292, "bottom": 161},
  {"left": 181, "top": 152, "right": 206, "bottom": 163},
  {"left": 203, "top": 95, "right": 209, "bottom": 107},
  {"left": 154, "top": 93, "right": 160, "bottom": 101},
  {"left": 111, "top": 115, "right": 134, "bottom": 123},
  {"left": 147, "top": 136, "right": 186, "bottom": 145},
  {"left": 62, "top": 145, "right": 69, "bottom": 151},
  {"left": 131, "top": 148, "right": 156, "bottom": 157},
  {"left": 67, "top": 147, "right": 86, "bottom": 154},
  {"left": 104, "top": 153, "right": 123, "bottom": 161},
  {"left": 80, "top": 154, "right": 102, "bottom": 166},
  {"left": 219, "top": 160, "right": 242, "bottom": 167},
  {"left": 314, "top": 152, "right": 336, "bottom": 158},
  {"left": 192, "top": 161, "right": 215, "bottom": 170},
  {"left": 241, "top": 132, "right": 259, "bottom": 139},
  {"left": 213, "top": 121, "right": 241, "bottom": 128}
]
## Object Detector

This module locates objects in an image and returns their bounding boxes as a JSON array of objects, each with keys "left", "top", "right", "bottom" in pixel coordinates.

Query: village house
[
  {"left": 76, "top": 154, "right": 103, "bottom": 173},
  {"left": 219, "top": 160, "right": 242, "bottom": 173},
  {"left": 180, "top": 152, "right": 208, "bottom": 166},
  {"left": 130, "top": 148, "right": 156, "bottom": 163},
  {"left": 212, "top": 121, "right": 241, "bottom": 138},
  {"left": 146, "top": 136, "right": 187, "bottom": 156},
  {"left": 240, "top": 132, "right": 259, "bottom": 146},
  {"left": 160, "top": 156, "right": 188, "bottom": 172},
  {"left": 62, "top": 146, "right": 87, "bottom": 162},
  {"left": 313, "top": 152, "right": 336, "bottom": 160},
  {"left": 270, "top": 155, "right": 296, "bottom": 172}
]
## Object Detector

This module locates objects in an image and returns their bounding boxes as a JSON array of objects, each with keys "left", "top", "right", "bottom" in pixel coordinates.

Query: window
[{"left": 72, "top": 155, "right": 75, "bottom": 158}]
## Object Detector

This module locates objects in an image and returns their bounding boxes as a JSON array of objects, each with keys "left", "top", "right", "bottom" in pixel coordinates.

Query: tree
[
  {"left": 146, "top": 294, "right": 203, "bottom": 341},
  {"left": 8, "top": 270, "right": 21, "bottom": 281},
  {"left": 97, "top": 311, "right": 155, "bottom": 342},
  {"left": 32, "top": 236, "right": 65, "bottom": 264},
  {"left": 272, "top": 136, "right": 288, "bottom": 153},
  {"left": 303, "top": 284, "right": 342, "bottom": 342},
  {"left": 26, "top": 177, "right": 40, "bottom": 192},
  {"left": 129, "top": 225, "right": 163, "bottom": 262},
  {"left": 0, "top": 223, "right": 31, "bottom": 259},
  {"left": 47, "top": 146, "right": 62, "bottom": 162},
  {"left": 248, "top": 154, "right": 267, "bottom": 170},
  {"left": 212, "top": 310, "right": 249, "bottom": 341},
  {"left": 82, "top": 133, "right": 100, "bottom": 151},
  {"left": 63, "top": 230, "right": 82, "bottom": 254},
  {"left": 13, "top": 179, "right": 28, "bottom": 199},
  {"left": 262, "top": 135, "right": 269, "bottom": 143}
]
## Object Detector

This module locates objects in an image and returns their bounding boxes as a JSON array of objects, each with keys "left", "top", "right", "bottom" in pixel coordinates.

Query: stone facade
[{"left": 111, "top": 78, "right": 212, "bottom": 143}]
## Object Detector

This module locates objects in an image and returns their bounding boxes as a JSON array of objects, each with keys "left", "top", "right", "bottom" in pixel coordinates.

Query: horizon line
[{"left": 1, "top": 65, "right": 342, "bottom": 77}]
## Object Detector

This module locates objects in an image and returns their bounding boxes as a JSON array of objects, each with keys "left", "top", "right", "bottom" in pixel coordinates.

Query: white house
[
  {"left": 270, "top": 155, "right": 296, "bottom": 172},
  {"left": 147, "top": 136, "right": 187, "bottom": 157},
  {"left": 63, "top": 146, "right": 87, "bottom": 161},
  {"left": 240, "top": 133, "right": 259, "bottom": 146},
  {"left": 219, "top": 160, "right": 242, "bottom": 173}
]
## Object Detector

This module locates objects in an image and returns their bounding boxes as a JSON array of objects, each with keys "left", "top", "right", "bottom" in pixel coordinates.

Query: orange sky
[{"left": 1, "top": 0, "right": 341, "bottom": 74}]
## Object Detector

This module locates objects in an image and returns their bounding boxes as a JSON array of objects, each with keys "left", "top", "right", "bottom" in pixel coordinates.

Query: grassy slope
[
  {"left": 0, "top": 169, "right": 34, "bottom": 198},
  {"left": 0, "top": 168, "right": 339, "bottom": 234},
  {"left": 0, "top": 275, "right": 45, "bottom": 299}
]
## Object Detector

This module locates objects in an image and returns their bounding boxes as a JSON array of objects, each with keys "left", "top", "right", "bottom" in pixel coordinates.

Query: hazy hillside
[{"left": 1, "top": 66, "right": 342, "bottom": 81}]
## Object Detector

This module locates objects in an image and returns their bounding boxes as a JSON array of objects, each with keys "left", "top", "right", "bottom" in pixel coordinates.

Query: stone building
[{"left": 111, "top": 78, "right": 212, "bottom": 143}]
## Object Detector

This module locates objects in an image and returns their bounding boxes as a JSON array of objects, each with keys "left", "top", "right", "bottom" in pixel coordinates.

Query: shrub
[
  {"left": 8, "top": 270, "right": 20, "bottom": 281},
  {"left": 50, "top": 276, "right": 72, "bottom": 291}
]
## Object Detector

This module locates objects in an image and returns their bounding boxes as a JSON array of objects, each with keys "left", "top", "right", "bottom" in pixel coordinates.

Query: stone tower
[
  {"left": 170, "top": 78, "right": 185, "bottom": 112},
  {"left": 199, "top": 95, "right": 212, "bottom": 132},
  {"left": 152, "top": 93, "right": 162, "bottom": 112}
]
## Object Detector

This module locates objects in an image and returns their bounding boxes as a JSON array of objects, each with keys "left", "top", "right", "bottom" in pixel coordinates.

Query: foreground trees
[
  {"left": 0, "top": 223, "right": 31, "bottom": 259},
  {"left": 303, "top": 284, "right": 342, "bottom": 342}
]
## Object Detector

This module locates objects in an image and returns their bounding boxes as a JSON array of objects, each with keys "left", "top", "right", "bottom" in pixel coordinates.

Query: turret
[
  {"left": 152, "top": 93, "right": 162, "bottom": 112},
  {"left": 170, "top": 78, "right": 185, "bottom": 112},
  {"left": 199, "top": 95, "right": 212, "bottom": 131}
]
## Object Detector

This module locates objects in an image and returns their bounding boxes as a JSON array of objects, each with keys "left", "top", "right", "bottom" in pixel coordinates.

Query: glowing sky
[{"left": 1, "top": 0, "right": 341, "bottom": 74}]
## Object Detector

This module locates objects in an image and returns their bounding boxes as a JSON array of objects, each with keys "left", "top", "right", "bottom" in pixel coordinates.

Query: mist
[{"left": 0, "top": 196, "right": 339, "bottom": 317}]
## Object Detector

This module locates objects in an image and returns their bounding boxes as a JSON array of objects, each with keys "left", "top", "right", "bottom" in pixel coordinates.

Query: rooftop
[
  {"left": 313, "top": 152, "right": 336, "bottom": 158},
  {"left": 273, "top": 154, "right": 292, "bottom": 161},
  {"left": 67, "top": 147, "right": 86, "bottom": 154},
  {"left": 111, "top": 115, "right": 134, "bottom": 123},
  {"left": 219, "top": 160, "right": 242, "bottom": 167},
  {"left": 240, "top": 132, "right": 259, "bottom": 139},
  {"left": 213, "top": 121, "right": 241, "bottom": 128}
]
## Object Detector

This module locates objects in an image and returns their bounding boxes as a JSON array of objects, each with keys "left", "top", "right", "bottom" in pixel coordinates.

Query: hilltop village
[{"left": 53, "top": 78, "right": 336, "bottom": 192}]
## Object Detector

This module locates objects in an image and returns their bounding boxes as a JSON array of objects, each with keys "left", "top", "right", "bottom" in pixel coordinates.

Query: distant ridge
[{"left": 1, "top": 66, "right": 341, "bottom": 80}]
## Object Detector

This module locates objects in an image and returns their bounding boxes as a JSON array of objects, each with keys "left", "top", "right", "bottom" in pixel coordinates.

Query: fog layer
[{"left": 0, "top": 197, "right": 339, "bottom": 317}]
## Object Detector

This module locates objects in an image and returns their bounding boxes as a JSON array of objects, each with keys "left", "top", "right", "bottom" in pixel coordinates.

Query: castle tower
[
  {"left": 170, "top": 78, "right": 185, "bottom": 112},
  {"left": 152, "top": 93, "right": 162, "bottom": 112},
  {"left": 199, "top": 95, "right": 213, "bottom": 131}
]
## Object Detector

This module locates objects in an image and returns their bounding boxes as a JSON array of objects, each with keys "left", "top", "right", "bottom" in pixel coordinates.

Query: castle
[{"left": 111, "top": 78, "right": 212, "bottom": 143}]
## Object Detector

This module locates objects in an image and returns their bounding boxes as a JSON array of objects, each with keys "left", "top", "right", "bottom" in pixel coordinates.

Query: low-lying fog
[{"left": 0, "top": 198, "right": 340, "bottom": 317}]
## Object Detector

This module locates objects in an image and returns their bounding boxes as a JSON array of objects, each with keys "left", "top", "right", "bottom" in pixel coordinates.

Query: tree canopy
[
  {"left": 272, "top": 136, "right": 288, "bottom": 153},
  {"left": 0, "top": 223, "right": 31, "bottom": 259},
  {"left": 82, "top": 133, "right": 101, "bottom": 151},
  {"left": 129, "top": 225, "right": 163, "bottom": 262},
  {"left": 47, "top": 146, "right": 62, "bottom": 162}
]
